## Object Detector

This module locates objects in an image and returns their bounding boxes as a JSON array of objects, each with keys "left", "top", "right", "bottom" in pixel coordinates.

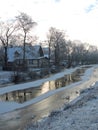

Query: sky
[{"left": 0, "top": 0, "right": 98, "bottom": 46}]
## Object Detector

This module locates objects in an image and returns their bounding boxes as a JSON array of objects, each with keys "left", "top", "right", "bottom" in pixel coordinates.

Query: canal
[
  {"left": 0, "top": 68, "right": 85, "bottom": 103},
  {"left": 0, "top": 66, "right": 92, "bottom": 130}
]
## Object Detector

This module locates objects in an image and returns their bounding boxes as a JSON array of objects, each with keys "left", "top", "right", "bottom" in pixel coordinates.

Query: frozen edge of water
[
  {"left": 0, "top": 65, "right": 97, "bottom": 114},
  {"left": 0, "top": 65, "right": 94, "bottom": 95}
]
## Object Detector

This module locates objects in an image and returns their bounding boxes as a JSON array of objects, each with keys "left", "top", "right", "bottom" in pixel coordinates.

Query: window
[
  {"left": 29, "top": 59, "right": 33, "bottom": 64},
  {"left": 16, "top": 59, "right": 23, "bottom": 65}
]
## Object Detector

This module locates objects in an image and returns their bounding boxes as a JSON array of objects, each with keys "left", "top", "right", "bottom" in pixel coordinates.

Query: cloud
[
  {"left": 54, "top": 0, "right": 61, "bottom": 2},
  {"left": 0, "top": 0, "right": 98, "bottom": 46},
  {"left": 86, "top": 4, "right": 95, "bottom": 12},
  {"left": 85, "top": 0, "right": 98, "bottom": 13}
]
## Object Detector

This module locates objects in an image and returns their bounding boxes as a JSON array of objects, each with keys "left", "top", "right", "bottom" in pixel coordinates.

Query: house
[{"left": 7, "top": 45, "right": 48, "bottom": 70}]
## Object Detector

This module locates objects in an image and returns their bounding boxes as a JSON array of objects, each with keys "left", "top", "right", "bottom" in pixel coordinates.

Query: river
[{"left": 0, "top": 65, "right": 98, "bottom": 130}]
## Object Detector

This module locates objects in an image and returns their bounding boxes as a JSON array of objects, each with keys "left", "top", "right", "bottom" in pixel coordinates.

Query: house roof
[{"left": 7, "top": 45, "right": 44, "bottom": 62}]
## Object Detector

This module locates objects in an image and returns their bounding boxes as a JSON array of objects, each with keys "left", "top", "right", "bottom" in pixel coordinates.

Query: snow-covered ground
[
  {"left": 0, "top": 67, "right": 80, "bottom": 95},
  {"left": 24, "top": 65, "right": 98, "bottom": 130},
  {"left": 0, "top": 71, "right": 13, "bottom": 85},
  {"left": 0, "top": 66, "right": 87, "bottom": 114},
  {"left": 0, "top": 65, "right": 98, "bottom": 130},
  {"left": 25, "top": 82, "right": 98, "bottom": 130},
  {"left": 0, "top": 65, "right": 97, "bottom": 114}
]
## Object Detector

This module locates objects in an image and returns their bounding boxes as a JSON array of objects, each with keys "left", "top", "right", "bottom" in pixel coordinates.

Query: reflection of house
[{"left": 7, "top": 45, "right": 48, "bottom": 70}]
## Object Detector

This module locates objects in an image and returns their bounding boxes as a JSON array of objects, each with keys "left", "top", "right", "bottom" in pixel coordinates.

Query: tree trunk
[
  {"left": 48, "top": 42, "right": 51, "bottom": 71},
  {"left": 4, "top": 46, "right": 8, "bottom": 69},
  {"left": 55, "top": 43, "right": 59, "bottom": 66},
  {"left": 23, "top": 32, "right": 27, "bottom": 71}
]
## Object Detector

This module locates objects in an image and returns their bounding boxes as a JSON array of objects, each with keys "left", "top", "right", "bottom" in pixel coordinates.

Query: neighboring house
[{"left": 7, "top": 45, "right": 48, "bottom": 70}]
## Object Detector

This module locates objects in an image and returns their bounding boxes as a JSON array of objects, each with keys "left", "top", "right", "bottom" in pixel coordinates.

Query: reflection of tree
[
  {"left": 49, "top": 81, "right": 56, "bottom": 90},
  {"left": 12, "top": 91, "right": 17, "bottom": 101},
  {"left": 1, "top": 68, "right": 86, "bottom": 103},
  {"left": 6, "top": 93, "right": 8, "bottom": 101},
  {"left": 55, "top": 74, "right": 73, "bottom": 88}
]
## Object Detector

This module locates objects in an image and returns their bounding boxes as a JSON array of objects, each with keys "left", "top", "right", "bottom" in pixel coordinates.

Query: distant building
[{"left": 7, "top": 45, "right": 48, "bottom": 70}]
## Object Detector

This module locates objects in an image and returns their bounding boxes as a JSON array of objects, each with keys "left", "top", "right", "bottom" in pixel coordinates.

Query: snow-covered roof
[{"left": 7, "top": 45, "right": 42, "bottom": 62}]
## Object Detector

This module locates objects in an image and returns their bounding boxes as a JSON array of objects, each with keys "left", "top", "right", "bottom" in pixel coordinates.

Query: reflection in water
[{"left": 0, "top": 68, "right": 85, "bottom": 103}]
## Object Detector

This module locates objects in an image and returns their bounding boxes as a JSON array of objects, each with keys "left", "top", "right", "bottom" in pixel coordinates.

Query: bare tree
[
  {"left": 0, "top": 20, "right": 18, "bottom": 68},
  {"left": 86, "top": 45, "right": 98, "bottom": 64},
  {"left": 47, "top": 27, "right": 66, "bottom": 67},
  {"left": 16, "top": 12, "right": 37, "bottom": 67}
]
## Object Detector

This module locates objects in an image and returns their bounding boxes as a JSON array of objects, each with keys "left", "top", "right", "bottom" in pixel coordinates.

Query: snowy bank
[
  {"left": 0, "top": 65, "right": 95, "bottom": 114},
  {"left": 0, "top": 65, "right": 98, "bottom": 130},
  {"left": 0, "top": 67, "right": 80, "bottom": 95},
  {"left": 25, "top": 81, "right": 98, "bottom": 130},
  {"left": 0, "top": 65, "right": 97, "bottom": 114}
]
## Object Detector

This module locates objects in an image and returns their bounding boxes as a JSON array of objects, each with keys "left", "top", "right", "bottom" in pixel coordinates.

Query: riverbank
[
  {"left": 24, "top": 64, "right": 98, "bottom": 130},
  {"left": 0, "top": 66, "right": 84, "bottom": 114},
  {"left": 25, "top": 81, "right": 98, "bottom": 130},
  {"left": 0, "top": 65, "right": 98, "bottom": 130}
]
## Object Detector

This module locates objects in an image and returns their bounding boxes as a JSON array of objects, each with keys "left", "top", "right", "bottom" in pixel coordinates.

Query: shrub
[{"left": 28, "top": 71, "right": 38, "bottom": 80}]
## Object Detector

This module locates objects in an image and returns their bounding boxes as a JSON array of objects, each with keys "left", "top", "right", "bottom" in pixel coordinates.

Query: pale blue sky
[{"left": 0, "top": 0, "right": 98, "bottom": 46}]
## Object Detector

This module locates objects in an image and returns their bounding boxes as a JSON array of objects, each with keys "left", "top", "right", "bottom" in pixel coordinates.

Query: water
[
  {"left": 0, "top": 68, "right": 85, "bottom": 103},
  {"left": 0, "top": 66, "right": 92, "bottom": 130}
]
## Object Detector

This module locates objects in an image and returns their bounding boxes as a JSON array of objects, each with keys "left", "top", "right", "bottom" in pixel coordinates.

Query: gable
[
  {"left": 7, "top": 45, "right": 44, "bottom": 62},
  {"left": 39, "top": 46, "right": 44, "bottom": 56},
  {"left": 7, "top": 46, "right": 22, "bottom": 62},
  {"left": 14, "top": 51, "right": 20, "bottom": 57}
]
